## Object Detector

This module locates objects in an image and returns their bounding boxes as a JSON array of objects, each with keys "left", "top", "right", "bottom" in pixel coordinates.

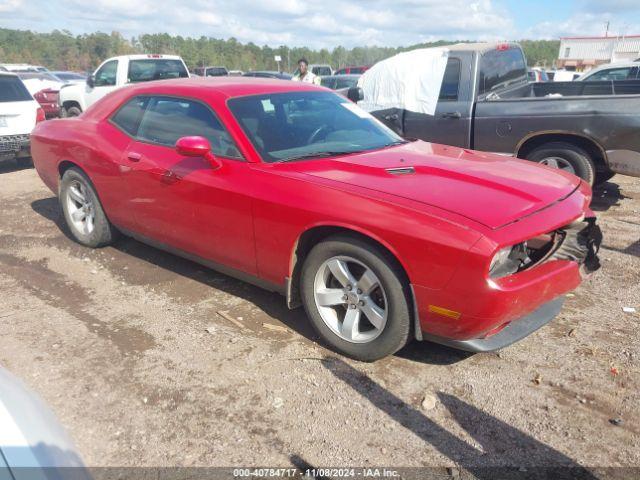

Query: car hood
[{"left": 287, "top": 141, "right": 581, "bottom": 229}]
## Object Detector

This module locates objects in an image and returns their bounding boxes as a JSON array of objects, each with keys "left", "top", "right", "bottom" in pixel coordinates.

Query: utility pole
[{"left": 605, "top": 21, "right": 610, "bottom": 37}]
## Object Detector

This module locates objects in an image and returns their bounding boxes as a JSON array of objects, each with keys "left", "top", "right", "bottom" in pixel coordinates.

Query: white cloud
[
  {"left": 0, "top": 0, "right": 517, "bottom": 47},
  {"left": 1, "top": 0, "right": 638, "bottom": 48},
  {"left": 0, "top": 0, "right": 23, "bottom": 13}
]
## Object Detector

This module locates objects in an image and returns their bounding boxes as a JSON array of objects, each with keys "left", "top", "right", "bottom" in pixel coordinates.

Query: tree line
[{"left": 0, "top": 28, "right": 560, "bottom": 73}]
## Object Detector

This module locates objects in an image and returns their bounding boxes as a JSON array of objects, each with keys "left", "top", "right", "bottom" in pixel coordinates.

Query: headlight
[{"left": 489, "top": 243, "right": 528, "bottom": 278}]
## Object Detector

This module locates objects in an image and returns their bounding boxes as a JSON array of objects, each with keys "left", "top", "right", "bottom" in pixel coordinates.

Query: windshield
[
  {"left": 228, "top": 91, "right": 403, "bottom": 163},
  {"left": 0, "top": 76, "right": 32, "bottom": 102},
  {"left": 128, "top": 59, "right": 189, "bottom": 83}
]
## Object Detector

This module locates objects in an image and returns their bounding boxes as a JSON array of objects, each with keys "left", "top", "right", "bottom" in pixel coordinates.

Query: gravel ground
[{"left": 0, "top": 162, "right": 638, "bottom": 478}]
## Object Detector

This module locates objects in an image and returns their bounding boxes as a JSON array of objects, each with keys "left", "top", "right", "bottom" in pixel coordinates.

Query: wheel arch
[
  {"left": 515, "top": 131, "right": 610, "bottom": 173},
  {"left": 286, "top": 223, "right": 420, "bottom": 336},
  {"left": 58, "top": 159, "right": 84, "bottom": 180},
  {"left": 61, "top": 100, "right": 83, "bottom": 113},
  {"left": 57, "top": 160, "right": 97, "bottom": 197}
]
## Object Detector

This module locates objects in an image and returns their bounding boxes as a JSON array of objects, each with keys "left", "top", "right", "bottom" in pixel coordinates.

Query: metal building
[{"left": 557, "top": 35, "right": 640, "bottom": 71}]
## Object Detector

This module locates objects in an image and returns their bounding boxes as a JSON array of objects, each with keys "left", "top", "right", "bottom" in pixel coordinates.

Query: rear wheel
[
  {"left": 526, "top": 142, "right": 596, "bottom": 185},
  {"left": 59, "top": 168, "right": 118, "bottom": 247},
  {"left": 301, "top": 235, "right": 411, "bottom": 361},
  {"left": 62, "top": 105, "right": 82, "bottom": 117}
]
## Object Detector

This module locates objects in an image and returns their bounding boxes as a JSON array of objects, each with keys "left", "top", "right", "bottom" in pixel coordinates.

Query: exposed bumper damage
[
  {"left": 421, "top": 217, "right": 602, "bottom": 352},
  {"left": 550, "top": 217, "right": 602, "bottom": 273}
]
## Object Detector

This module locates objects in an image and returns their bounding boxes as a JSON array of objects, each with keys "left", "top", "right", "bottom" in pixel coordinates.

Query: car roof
[
  {"left": 111, "top": 76, "right": 320, "bottom": 99},
  {"left": 0, "top": 71, "right": 18, "bottom": 77},
  {"left": 587, "top": 61, "right": 640, "bottom": 70},
  {"left": 111, "top": 54, "right": 183, "bottom": 61},
  {"left": 447, "top": 42, "right": 520, "bottom": 53}
]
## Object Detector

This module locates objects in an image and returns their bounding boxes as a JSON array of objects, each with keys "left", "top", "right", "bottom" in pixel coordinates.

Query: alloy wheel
[
  {"left": 66, "top": 180, "right": 95, "bottom": 235},
  {"left": 313, "top": 255, "right": 388, "bottom": 343},
  {"left": 539, "top": 156, "right": 576, "bottom": 174}
]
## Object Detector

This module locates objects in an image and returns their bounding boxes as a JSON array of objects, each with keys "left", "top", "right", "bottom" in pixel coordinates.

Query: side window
[
  {"left": 439, "top": 58, "right": 461, "bottom": 101},
  {"left": 137, "top": 96, "right": 242, "bottom": 159},
  {"left": 588, "top": 67, "right": 631, "bottom": 81},
  {"left": 94, "top": 60, "right": 118, "bottom": 87},
  {"left": 111, "top": 96, "right": 149, "bottom": 136}
]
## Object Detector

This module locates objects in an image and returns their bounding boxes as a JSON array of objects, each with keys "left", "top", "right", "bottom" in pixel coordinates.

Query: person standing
[{"left": 292, "top": 58, "right": 321, "bottom": 85}]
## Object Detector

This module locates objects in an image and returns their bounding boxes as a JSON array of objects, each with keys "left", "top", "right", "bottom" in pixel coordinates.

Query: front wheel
[
  {"left": 526, "top": 142, "right": 595, "bottom": 185},
  {"left": 301, "top": 235, "right": 412, "bottom": 361}
]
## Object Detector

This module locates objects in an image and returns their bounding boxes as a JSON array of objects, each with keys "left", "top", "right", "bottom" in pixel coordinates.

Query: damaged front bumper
[
  {"left": 418, "top": 217, "right": 603, "bottom": 353},
  {"left": 422, "top": 296, "right": 566, "bottom": 352},
  {"left": 549, "top": 217, "right": 603, "bottom": 273}
]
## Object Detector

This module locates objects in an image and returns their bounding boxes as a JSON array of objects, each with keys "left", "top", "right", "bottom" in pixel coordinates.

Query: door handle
[
  {"left": 442, "top": 111, "right": 462, "bottom": 119},
  {"left": 127, "top": 152, "right": 142, "bottom": 162},
  {"left": 149, "top": 168, "right": 181, "bottom": 184}
]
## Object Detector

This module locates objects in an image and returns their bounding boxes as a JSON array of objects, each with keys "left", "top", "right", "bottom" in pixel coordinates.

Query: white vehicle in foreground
[
  {"left": 0, "top": 368, "right": 90, "bottom": 480},
  {"left": 58, "top": 54, "right": 189, "bottom": 117},
  {"left": 0, "top": 72, "right": 44, "bottom": 166}
]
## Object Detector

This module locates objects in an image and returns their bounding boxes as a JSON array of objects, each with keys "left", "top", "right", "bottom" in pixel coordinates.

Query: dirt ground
[{"left": 0, "top": 162, "right": 638, "bottom": 478}]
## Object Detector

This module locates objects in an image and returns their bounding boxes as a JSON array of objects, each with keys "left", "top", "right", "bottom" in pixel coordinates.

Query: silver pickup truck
[{"left": 367, "top": 42, "right": 640, "bottom": 185}]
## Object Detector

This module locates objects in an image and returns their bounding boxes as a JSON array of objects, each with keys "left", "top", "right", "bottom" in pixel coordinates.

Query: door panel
[
  {"left": 403, "top": 56, "right": 474, "bottom": 148},
  {"left": 122, "top": 143, "right": 256, "bottom": 274},
  {"left": 113, "top": 94, "right": 255, "bottom": 274},
  {"left": 85, "top": 59, "right": 119, "bottom": 108}
]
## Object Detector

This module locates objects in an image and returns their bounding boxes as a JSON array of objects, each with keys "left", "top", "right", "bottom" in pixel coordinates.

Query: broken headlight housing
[{"left": 489, "top": 243, "right": 529, "bottom": 278}]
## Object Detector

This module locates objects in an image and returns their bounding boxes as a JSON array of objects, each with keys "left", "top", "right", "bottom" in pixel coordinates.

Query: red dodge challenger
[{"left": 31, "top": 78, "right": 602, "bottom": 361}]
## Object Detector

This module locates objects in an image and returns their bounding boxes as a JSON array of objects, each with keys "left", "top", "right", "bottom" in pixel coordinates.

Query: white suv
[
  {"left": 0, "top": 72, "right": 44, "bottom": 166},
  {"left": 59, "top": 54, "right": 189, "bottom": 117}
]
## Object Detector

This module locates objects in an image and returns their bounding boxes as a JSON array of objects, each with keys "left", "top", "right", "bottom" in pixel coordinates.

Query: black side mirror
[
  {"left": 86, "top": 74, "right": 95, "bottom": 88},
  {"left": 347, "top": 86, "right": 364, "bottom": 103}
]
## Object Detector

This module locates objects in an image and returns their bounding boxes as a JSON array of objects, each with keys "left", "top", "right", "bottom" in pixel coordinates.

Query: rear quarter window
[
  {"left": 0, "top": 76, "right": 33, "bottom": 102},
  {"left": 479, "top": 48, "right": 527, "bottom": 95},
  {"left": 111, "top": 96, "right": 149, "bottom": 136}
]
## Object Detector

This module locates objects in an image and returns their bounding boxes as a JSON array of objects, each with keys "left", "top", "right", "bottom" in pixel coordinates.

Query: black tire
[
  {"left": 300, "top": 234, "right": 412, "bottom": 362},
  {"left": 526, "top": 142, "right": 596, "bottom": 185},
  {"left": 59, "top": 167, "right": 118, "bottom": 247},
  {"left": 62, "top": 105, "right": 82, "bottom": 117}
]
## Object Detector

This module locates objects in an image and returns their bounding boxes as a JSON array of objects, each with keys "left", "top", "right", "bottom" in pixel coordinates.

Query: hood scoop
[{"left": 386, "top": 166, "right": 415, "bottom": 175}]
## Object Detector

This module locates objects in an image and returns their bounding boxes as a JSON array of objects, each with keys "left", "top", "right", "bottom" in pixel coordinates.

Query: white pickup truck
[{"left": 58, "top": 54, "right": 189, "bottom": 117}]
